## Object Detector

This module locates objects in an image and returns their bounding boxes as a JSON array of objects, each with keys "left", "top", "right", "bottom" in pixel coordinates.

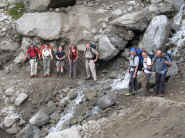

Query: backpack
[
  {"left": 27, "top": 45, "right": 39, "bottom": 59},
  {"left": 135, "top": 49, "right": 143, "bottom": 71}
]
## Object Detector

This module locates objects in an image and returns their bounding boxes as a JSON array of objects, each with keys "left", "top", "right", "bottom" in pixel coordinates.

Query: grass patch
[{"left": 7, "top": 2, "right": 25, "bottom": 20}]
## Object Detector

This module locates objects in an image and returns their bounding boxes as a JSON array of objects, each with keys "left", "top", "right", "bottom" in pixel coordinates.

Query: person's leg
[
  {"left": 30, "top": 59, "right": 34, "bottom": 77},
  {"left": 61, "top": 61, "right": 64, "bottom": 73},
  {"left": 160, "top": 73, "right": 166, "bottom": 95},
  {"left": 85, "top": 60, "right": 90, "bottom": 79},
  {"left": 133, "top": 76, "right": 137, "bottom": 95},
  {"left": 155, "top": 73, "right": 160, "bottom": 95},
  {"left": 146, "top": 73, "right": 151, "bottom": 91},
  {"left": 89, "top": 60, "right": 97, "bottom": 81},
  {"left": 34, "top": 60, "right": 38, "bottom": 76},
  {"left": 43, "top": 59, "right": 47, "bottom": 76},
  {"left": 47, "top": 58, "right": 51, "bottom": 76},
  {"left": 73, "top": 61, "right": 77, "bottom": 78},
  {"left": 129, "top": 71, "right": 134, "bottom": 95},
  {"left": 69, "top": 61, "right": 72, "bottom": 78}
]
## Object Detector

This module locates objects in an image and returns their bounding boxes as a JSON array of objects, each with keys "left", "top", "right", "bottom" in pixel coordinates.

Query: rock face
[
  {"left": 46, "top": 127, "right": 81, "bottom": 138},
  {"left": 98, "top": 35, "right": 119, "bottom": 61},
  {"left": 29, "top": 110, "right": 49, "bottom": 126},
  {"left": 139, "top": 15, "right": 170, "bottom": 53},
  {"left": 15, "top": 12, "right": 63, "bottom": 40},
  {"left": 111, "top": 9, "right": 150, "bottom": 31}
]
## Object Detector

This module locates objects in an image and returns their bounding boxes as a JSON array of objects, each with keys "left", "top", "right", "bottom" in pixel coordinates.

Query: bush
[{"left": 7, "top": 2, "right": 25, "bottom": 20}]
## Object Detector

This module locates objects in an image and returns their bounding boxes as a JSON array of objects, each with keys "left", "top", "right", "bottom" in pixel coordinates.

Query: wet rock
[
  {"left": 6, "top": 124, "right": 19, "bottom": 134},
  {"left": 29, "top": 110, "right": 49, "bottom": 126},
  {"left": 14, "top": 93, "right": 28, "bottom": 106},
  {"left": 46, "top": 127, "right": 81, "bottom": 138},
  {"left": 139, "top": 15, "right": 170, "bottom": 54},
  {"left": 15, "top": 12, "right": 63, "bottom": 40},
  {"left": 84, "top": 90, "right": 97, "bottom": 101},
  {"left": 16, "top": 124, "right": 40, "bottom": 138},
  {"left": 97, "top": 94, "right": 117, "bottom": 109},
  {"left": 68, "top": 91, "right": 78, "bottom": 100}
]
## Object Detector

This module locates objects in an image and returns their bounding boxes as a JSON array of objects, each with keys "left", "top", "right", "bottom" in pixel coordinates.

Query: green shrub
[{"left": 7, "top": 2, "right": 25, "bottom": 20}]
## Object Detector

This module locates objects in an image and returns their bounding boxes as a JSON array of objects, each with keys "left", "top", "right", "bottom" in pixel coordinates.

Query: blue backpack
[{"left": 136, "top": 49, "right": 144, "bottom": 71}]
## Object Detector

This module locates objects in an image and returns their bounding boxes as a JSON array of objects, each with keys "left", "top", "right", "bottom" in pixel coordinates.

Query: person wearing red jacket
[{"left": 26, "top": 44, "right": 40, "bottom": 78}]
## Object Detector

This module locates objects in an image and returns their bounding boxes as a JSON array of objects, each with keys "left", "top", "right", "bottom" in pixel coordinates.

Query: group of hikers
[
  {"left": 127, "top": 47, "right": 173, "bottom": 97},
  {"left": 26, "top": 41, "right": 173, "bottom": 97},
  {"left": 25, "top": 42, "right": 99, "bottom": 81}
]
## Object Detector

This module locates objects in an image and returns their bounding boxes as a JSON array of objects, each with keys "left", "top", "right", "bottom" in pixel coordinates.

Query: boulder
[
  {"left": 5, "top": 87, "right": 15, "bottom": 96},
  {"left": 0, "top": 40, "right": 19, "bottom": 51},
  {"left": 15, "top": 12, "right": 63, "bottom": 40},
  {"left": 14, "top": 52, "right": 26, "bottom": 64},
  {"left": 14, "top": 93, "right": 28, "bottom": 106},
  {"left": 29, "top": 110, "right": 49, "bottom": 126},
  {"left": 139, "top": 15, "right": 170, "bottom": 54},
  {"left": 97, "top": 94, "right": 117, "bottom": 109},
  {"left": 3, "top": 113, "right": 19, "bottom": 128},
  {"left": 16, "top": 124, "right": 40, "bottom": 138},
  {"left": 111, "top": 9, "right": 150, "bottom": 31},
  {"left": 167, "top": 61, "right": 178, "bottom": 77},
  {"left": 98, "top": 35, "right": 119, "bottom": 61},
  {"left": 46, "top": 127, "right": 81, "bottom": 138}
]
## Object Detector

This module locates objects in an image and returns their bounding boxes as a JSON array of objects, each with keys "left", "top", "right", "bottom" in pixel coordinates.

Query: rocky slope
[{"left": 0, "top": 0, "right": 185, "bottom": 138}]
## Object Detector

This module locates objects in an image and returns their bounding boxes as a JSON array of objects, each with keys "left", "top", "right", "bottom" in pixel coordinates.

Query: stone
[
  {"left": 29, "top": 110, "right": 49, "bottom": 126},
  {"left": 98, "top": 35, "right": 119, "bottom": 61},
  {"left": 6, "top": 124, "right": 19, "bottom": 134},
  {"left": 14, "top": 52, "right": 26, "bottom": 64},
  {"left": 5, "top": 87, "right": 15, "bottom": 96},
  {"left": 68, "top": 91, "right": 78, "bottom": 100},
  {"left": 167, "top": 61, "right": 178, "bottom": 77},
  {"left": 46, "top": 127, "right": 81, "bottom": 138},
  {"left": 15, "top": 12, "right": 63, "bottom": 40},
  {"left": 15, "top": 93, "right": 28, "bottom": 106},
  {"left": 111, "top": 8, "right": 150, "bottom": 31},
  {"left": 21, "top": 37, "right": 32, "bottom": 53},
  {"left": 97, "top": 94, "right": 117, "bottom": 109},
  {"left": 16, "top": 124, "right": 40, "bottom": 138},
  {"left": 139, "top": 15, "right": 170, "bottom": 54},
  {"left": 0, "top": 40, "right": 19, "bottom": 51},
  {"left": 84, "top": 90, "right": 97, "bottom": 101},
  {"left": 3, "top": 113, "right": 19, "bottom": 128},
  {"left": 112, "top": 9, "right": 123, "bottom": 17}
]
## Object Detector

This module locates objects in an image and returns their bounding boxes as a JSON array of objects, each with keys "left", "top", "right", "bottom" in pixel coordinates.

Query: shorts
[{"left": 56, "top": 60, "right": 65, "bottom": 67}]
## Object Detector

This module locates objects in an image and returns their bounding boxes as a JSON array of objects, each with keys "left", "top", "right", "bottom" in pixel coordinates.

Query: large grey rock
[
  {"left": 97, "top": 94, "right": 117, "bottom": 109},
  {"left": 111, "top": 9, "right": 150, "bottom": 31},
  {"left": 16, "top": 124, "right": 40, "bottom": 138},
  {"left": 14, "top": 93, "right": 28, "bottom": 106},
  {"left": 98, "top": 35, "right": 119, "bottom": 61},
  {"left": 46, "top": 127, "right": 81, "bottom": 138},
  {"left": 5, "top": 87, "right": 15, "bottom": 96},
  {"left": 15, "top": 12, "right": 63, "bottom": 40},
  {"left": 139, "top": 15, "right": 170, "bottom": 53},
  {"left": 3, "top": 113, "right": 19, "bottom": 128},
  {"left": 14, "top": 52, "right": 26, "bottom": 64},
  {"left": 0, "top": 40, "right": 19, "bottom": 51},
  {"left": 29, "top": 110, "right": 49, "bottom": 126}
]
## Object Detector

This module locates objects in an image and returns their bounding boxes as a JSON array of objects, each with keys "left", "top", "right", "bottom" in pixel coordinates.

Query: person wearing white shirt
[{"left": 142, "top": 51, "right": 152, "bottom": 95}]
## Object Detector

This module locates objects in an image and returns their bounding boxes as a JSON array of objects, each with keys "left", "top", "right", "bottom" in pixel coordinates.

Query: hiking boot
[
  {"left": 132, "top": 90, "right": 136, "bottom": 96},
  {"left": 57, "top": 72, "right": 60, "bottom": 77},
  {"left": 125, "top": 92, "right": 131, "bottom": 96}
]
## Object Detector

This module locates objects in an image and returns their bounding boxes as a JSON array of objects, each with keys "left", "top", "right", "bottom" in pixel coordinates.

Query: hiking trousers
[
  {"left": 143, "top": 73, "right": 152, "bottom": 92},
  {"left": 129, "top": 71, "right": 137, "bottom": 94},
  {"left": 43, "top": 57, "right": 51, "bottom": 76},
  {"left": 69, "top": 61, "right": 77, "bottom": 78},
  {"left": 155, "top": 72, "right": 166, "bottom": 94},
  {"left": 30, "top": 59, "right": 38, "bottom": 76},
  {"left": 85, "top": 59, "right": 97, "bottom": 81}
]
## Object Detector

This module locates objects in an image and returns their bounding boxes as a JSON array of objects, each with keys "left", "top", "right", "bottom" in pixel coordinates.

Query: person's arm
[
  {"left": 74, "top": 50, "right": 79, "bottom": 62},
  {"left": 133, "top": 57, "right": 139, "bottom": 78},
  {"left": 93, "top": 49, "right": 99, "bottom": 62},
  {"left": 61, "top": 53, "right": 66, "bottom": 60},
  {"left": 147, "top": 58, "right": 152, "bottom": 69},
  {"left": 165, "top": 60, "right": 172, "bottom": 67},
  {"left": 36, "top": 48, "right": 40, "bottom": 59},
  {"left": 50, "top": 49, "right": 53, "bottom": 60}
]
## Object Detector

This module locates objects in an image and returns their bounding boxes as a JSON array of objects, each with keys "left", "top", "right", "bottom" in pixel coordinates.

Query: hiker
[
  {"left": 68, "top": 45, "right": 78, "bottom": 79},
  {"left": 152, "top": 49, "right": 172, "bottom": 96},
  {"left": 126, "top": 48, "right": 139, "bottom": 96},
  {"left": 84, "top": 43, "right": 99, "bottom": 81},
  {"left": 56, "top": 46, "right": 66, "bottom": 77},
  {"left": 142, "top": 50, "right": 152, "bottom": 95},
  {"left": 26, "top": 44, "right": 40, "bottom": 78},
  {"left": 41, "top": 44, "right": 53, "bottom": 77}
]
